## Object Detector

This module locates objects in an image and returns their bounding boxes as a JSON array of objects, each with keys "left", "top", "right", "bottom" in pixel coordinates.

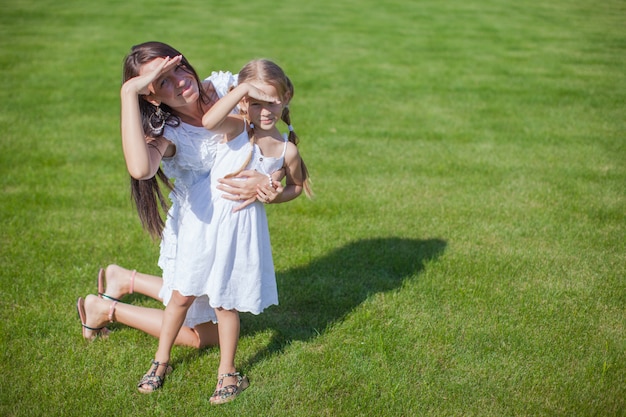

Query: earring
[{"left": 149, "top": 106, "right": 166, "bottom": 132}]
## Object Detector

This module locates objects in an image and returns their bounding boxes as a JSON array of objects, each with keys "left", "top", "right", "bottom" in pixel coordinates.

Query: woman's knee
[{"left": 194, "top": 323, "right": 219, "bottom": 348}]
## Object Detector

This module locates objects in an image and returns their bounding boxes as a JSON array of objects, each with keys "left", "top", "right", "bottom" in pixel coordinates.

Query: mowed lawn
[{"left": 0, "top": 0, "right": 624, "bottom": 416}]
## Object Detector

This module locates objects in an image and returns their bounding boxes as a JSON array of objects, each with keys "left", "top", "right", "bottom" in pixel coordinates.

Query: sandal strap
[
  {"left": 108, "top": 301, "right": 117, "bottom": 323},
  {"left": 148, "top": 360, "right": 170, "bottom": 373},
  {"left": 218, "top": 372, "right": 241, "bottom": 379},
  {"left": 129, "top": 270, "right": 136, "bottom": 294},
  {"left": 138, "top": 374, "right": 163, "bottom": 389},
  {"left": 100, "top": 293, "right": 121, "bottom": 302},
  {"left": 216, "top": 372, "right": 241, "bottom": 387},
  {"left": 81, "top": 323, "right": 105, "bottom": 331}
]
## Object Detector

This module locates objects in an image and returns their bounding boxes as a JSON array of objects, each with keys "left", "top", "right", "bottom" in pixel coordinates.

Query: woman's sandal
[
  {"left": 209, "top": 372, "right": 250, "bottom": 405},
  {"left": 97, "top": 268, "right": 135, "bottom": 302},
  {"left": 76, "top": 297, "right": 110, "bottom": 340},
  {"left": 137, "top": 360, "right": 173, "bottom": 394}
]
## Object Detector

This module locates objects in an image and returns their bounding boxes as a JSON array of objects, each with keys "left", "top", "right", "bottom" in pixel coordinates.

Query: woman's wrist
[{"left": 121, "top": 81, "right": 140, "bottom": 98}]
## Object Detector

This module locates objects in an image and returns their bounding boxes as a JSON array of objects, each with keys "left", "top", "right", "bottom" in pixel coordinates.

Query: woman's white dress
[{"left": 157, "top": 71, "right": 281, "bottom": 326}]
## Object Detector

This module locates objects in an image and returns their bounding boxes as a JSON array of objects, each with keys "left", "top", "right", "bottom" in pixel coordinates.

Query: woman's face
[
  {"left": 243, "top": 82, "right": 285, "bottom": 131},
  {"left": 141, "top": 57, "right": 200, "bottom": 108}
]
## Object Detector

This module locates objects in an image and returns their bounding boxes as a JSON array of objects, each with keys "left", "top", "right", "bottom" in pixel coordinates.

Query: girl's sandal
[
  {"left": 209, "top": 372, "right": 250, "bottom": 405},
  {"left": 137, "top": 360, "right": 173, "bottom": 394}
]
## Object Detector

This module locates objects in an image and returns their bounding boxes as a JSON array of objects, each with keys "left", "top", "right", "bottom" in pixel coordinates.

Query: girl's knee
[{"left": 171, "top": 291, "right": 195, "bottom": 307}]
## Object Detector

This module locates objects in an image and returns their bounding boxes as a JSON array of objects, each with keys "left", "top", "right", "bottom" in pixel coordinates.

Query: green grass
[{"left": 1, "top": 0, "right": 624, "bottom": 415}]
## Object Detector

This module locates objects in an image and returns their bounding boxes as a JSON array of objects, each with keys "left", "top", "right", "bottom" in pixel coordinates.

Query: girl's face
[
  {"left": 140, "top": 57, "right": 200, "bottom": 108},
  {"left": 243, "top": 82, "right": 285, "bottom": 131}
]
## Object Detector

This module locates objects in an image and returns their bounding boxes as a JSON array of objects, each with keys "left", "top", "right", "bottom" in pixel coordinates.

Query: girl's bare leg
[
  {"left": 135, "top": 291, "right": 194, "bottom": 391},
  {"left": 101, "top": 264, "right": 163, "bottom": 301},
  {"left": 82, "top": 294, "right": 218, "bottom": 348},
  {"left": 212, "top": 308, "right": 241, "bottom": 389},
  {"left": 154, "top": 291, "right": 194, "bottom": 357}
]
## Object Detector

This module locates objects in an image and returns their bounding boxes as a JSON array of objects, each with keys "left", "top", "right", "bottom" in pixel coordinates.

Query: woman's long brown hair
[{"left": 122, "top": 41, "right": 211, "bottom": 239}]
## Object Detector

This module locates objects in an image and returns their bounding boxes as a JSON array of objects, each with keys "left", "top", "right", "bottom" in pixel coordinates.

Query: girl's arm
[
  {"left": 202, "top": 82, "right": 279, "bottom": 134},
  {"left": 120, "top": 56, "right": 179, "bottom": 179},
  {"left": 205, "top": 82, "right": 282, "bottom": 210},
  {"left": 202, "top": 83, "right": 248, "bottom": 133},
  {"left": 267, "top": 143, "right": 304, "bottom": 204}
]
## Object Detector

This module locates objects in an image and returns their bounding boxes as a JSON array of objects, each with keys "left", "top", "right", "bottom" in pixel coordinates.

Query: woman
[{"left": 76, "top": 42, "right": 283, "bottom": 402}]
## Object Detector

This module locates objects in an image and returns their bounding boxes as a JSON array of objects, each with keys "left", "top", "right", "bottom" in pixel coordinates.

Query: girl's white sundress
[
  {"left": 200, "top": 128, "right": 287, "bottom": 317},
  {"left": 157, "top": 69, "right": 284, "bottom": 327},
  {"left": 157, "top": 71, "right": 237, "bottom": 327}
]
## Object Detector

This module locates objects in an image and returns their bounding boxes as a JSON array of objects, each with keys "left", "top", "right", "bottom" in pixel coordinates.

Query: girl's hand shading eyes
[{"left": 244, "top": 83, "right": 281, "bottom": 104}]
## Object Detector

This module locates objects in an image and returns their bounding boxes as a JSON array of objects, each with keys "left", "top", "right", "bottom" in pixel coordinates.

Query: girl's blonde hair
[{"left": 227, "top": 59, "right": 312, "bottom": 198}]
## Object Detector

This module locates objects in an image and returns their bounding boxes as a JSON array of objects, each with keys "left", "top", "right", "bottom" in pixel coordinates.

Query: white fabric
[
  {"left": 199, "top": 127, "right": 283, "bottom": 315},
  {"left": 157, "top": 71, "right": 235, "bottom": 326},
  {"left": 156, "top": 71, "right": 281, "bottom": 327}
]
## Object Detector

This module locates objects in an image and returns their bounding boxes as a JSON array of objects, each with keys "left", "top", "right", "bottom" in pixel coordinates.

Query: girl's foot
[
  {"left": 98, "top": 265, "right": 135, "bottom": 302},
  {"left": 137, "top": 360, "right": 173, "bottom": 393},
  {"left": 210, "top": 372, "right": 250, "bottom": 405}
]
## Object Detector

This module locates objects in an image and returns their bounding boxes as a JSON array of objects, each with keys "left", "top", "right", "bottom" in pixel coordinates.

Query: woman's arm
[
  {"left": 120, "top": 56, "right": 179, "bottom": 179},
  {"left": 217, "top": 169, "right": 275, "bottom": 212}
]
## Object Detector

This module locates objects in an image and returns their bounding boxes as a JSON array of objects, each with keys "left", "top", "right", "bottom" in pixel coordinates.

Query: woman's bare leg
[
  {"left": 101, "top": 264, "right": 164, "bottom": 301},
  {"left": 194, "top": 322, "right": 220, "bottom": 348},
  {"left": 82, "top": 294, "right": 218, "bottom": 348}
]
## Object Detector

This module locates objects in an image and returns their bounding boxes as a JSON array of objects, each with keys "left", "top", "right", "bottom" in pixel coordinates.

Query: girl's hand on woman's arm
[{"left": 257, "top": 181, "right": 284, "bottom": 204}]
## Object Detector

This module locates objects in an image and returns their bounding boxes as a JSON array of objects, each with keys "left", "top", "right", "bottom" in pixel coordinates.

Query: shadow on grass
[{"left": 240, "top": 237, "right": 447, "bottom": 368}]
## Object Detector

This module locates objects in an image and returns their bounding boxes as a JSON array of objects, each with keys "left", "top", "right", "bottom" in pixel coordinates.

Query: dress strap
[{"left": 280, "top": 133, "right": 288, "bottom": 158}]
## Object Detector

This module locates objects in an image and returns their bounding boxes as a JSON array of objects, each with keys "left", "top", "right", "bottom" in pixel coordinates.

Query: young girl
[
  {"left": 200, "top": 58, "right": 312, "bottom": 404},
  {"left": 202, "top": 59, "right": 312, "bottom": 202}
]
